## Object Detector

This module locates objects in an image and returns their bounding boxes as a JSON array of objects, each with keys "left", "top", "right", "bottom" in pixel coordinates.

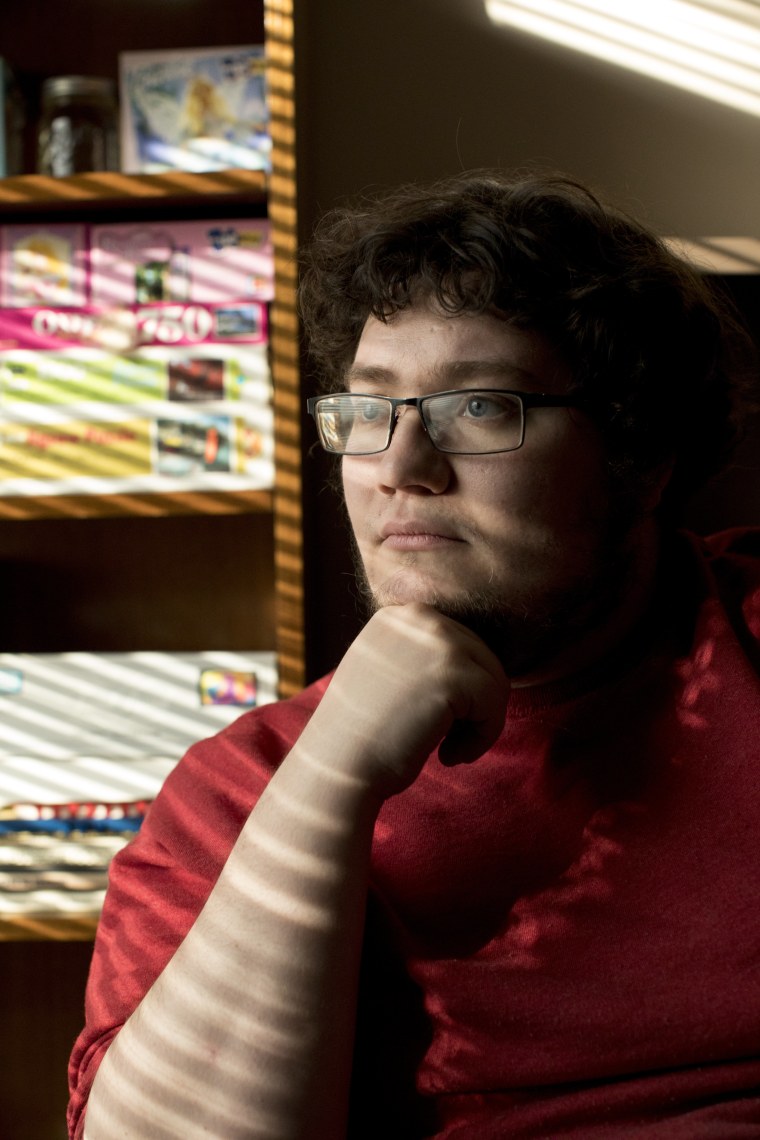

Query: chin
[{"left": 369, "top": 570, "right": 474, "bottom": 611}]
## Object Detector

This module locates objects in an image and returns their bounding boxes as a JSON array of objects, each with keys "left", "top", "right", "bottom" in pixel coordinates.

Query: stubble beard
[{"left": 350, "top": 515, "right": 641, "bottom": 680}]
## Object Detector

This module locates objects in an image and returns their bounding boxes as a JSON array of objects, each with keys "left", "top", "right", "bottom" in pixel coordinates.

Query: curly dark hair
[{"left": 299, "top": 170, "right": 756, "bottom": 514}]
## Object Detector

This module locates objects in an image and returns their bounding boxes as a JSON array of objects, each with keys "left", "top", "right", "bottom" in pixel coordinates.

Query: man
[{"left": 69, "top": 172, "right": 760, "bottom": 1138}]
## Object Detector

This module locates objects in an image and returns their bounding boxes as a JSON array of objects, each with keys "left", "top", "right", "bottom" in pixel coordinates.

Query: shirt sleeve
[{"left": 67, "top": 683, "right": 324, "bottom": 1139}]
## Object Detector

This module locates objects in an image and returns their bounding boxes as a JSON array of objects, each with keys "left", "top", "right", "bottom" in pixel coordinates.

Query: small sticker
[
  {"left": 0, "top": 668, "right": 23, "bottom": 696},
  {"left": 199, "top": 668, "right": 257, "bottom": 708}
]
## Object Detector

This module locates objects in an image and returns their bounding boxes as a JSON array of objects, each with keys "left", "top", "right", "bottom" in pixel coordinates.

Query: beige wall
[{"left": 294, "top": 0, "right": 760, "bottom": 238}]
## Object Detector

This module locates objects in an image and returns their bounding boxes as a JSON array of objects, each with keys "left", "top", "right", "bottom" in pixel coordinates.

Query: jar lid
[{"left": 41, "top": 76, "right": 116, "bottom": 101}]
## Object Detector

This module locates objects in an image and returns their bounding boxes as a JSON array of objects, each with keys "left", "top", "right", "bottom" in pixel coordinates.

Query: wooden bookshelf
[
  {"left": 0, "top": 9, "right": 303, "bottom": 1135},
  {"left": 0, "top": 166, "right": 303, "bottom": 691},
  {"left": 0, "top": 4, "right": 304, "bottom": 955},
  {"left": 0, "top": 912, "right": 100, "bottom": 941}
]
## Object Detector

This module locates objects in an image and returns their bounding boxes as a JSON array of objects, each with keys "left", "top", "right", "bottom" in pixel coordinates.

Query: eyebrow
[{"left": 345, "top": 359, "right": 540, "bottom": 389}]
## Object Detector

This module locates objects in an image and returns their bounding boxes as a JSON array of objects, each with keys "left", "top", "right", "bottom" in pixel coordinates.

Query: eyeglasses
[{"left": 307, "top": 389, "right": 583, "bottom": 456}]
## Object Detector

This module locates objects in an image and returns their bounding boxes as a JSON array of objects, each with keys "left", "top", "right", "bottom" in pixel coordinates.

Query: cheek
[
  {"left": 471, "top": 443, "right": 612, "bottom": 535},
  {"left": 522, "top": 421, "right": 612, "bottom": 506},
  {"left": 341, "top": 459, "right": 371, "bottom": 530}
]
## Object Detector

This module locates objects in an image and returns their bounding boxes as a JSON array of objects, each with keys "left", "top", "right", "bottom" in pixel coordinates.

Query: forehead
[{"left": 349, "top": 304, "right": 570, "bottom": 393}]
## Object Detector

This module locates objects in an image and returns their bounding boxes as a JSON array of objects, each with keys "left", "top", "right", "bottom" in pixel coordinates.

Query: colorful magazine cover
[
  {"left": 89, "top": 218, "right": 274, "bottom": 306},
  {"left": 119, "top": 45, "right": 270, "bottom": 173},
  {"left": 0, "top": 649, "right": 277, "bottom": 915},
  {"left": 0, "top": 223, "right": 88, "bottom": 309},
  {"left": 0, "top": 649, "right": 278, "bottom": 810},
  {"left": 0, "top": 216, "right": 275, "bottom": 496},
  {"left": 0, "top": 331, "right": 274, "bottom": 494}
]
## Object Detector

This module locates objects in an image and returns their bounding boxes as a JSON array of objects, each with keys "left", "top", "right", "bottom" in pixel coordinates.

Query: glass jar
[{"left": 37, "top": 76, "right": 119, "bottom": 176}]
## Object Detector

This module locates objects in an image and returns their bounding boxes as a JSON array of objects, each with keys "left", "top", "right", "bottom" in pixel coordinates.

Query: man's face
[{"left": 341, "top": 301, "right": 652, "bottom": 678}]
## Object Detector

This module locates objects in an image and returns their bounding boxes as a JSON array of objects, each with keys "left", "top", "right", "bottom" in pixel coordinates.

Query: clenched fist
[{"left": 300, "top": 603, "right": 510, "bottom": 801}]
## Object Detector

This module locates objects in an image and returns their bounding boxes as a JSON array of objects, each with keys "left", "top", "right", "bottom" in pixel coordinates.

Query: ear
[{"left": 640, "top": 457, "right": 675, "bottom": 512}]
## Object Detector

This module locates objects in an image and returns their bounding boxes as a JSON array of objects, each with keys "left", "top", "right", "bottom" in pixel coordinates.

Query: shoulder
[
  {"left": 136, "top": 672, "right": 333, "bottom": 870},
  {"left": 67, "top": 671, "right": 334, "bottom": 1133},
  {"left": 208, "top": 671, "right": 332, "bottom": 759}
]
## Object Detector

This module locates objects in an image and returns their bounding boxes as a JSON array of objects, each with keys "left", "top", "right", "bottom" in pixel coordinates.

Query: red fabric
[{"left": 68, "top": 530, "right": 760, "bottom": 1138}]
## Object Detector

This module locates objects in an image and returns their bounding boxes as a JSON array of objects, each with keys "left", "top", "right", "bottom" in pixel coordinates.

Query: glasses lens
[
  {"left": 423, "top": 391, "right": 524, "bottom": 453},
  {"left": 316, "top": 394, "right": 392, "bottom": 454}
]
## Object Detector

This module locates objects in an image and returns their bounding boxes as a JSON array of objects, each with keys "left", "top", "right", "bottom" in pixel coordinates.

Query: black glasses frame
[{"left": 306, "top": 388, "right": 584, "bottom": 456}]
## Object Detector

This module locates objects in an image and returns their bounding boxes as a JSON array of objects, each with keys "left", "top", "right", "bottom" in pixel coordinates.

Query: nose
[{"left": 376, "top": 405, "right": 452, "bottom": 494}]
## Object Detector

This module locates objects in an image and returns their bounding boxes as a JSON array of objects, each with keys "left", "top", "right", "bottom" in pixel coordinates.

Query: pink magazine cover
[
  {"left": 89, "top": 216, "right": 273, "bottom": 307},
  {"left": 89, "top": 218, "right": 274, "bottom": 306}
]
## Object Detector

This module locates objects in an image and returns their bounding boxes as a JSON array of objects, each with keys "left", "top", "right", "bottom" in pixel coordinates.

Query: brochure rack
[
  {"left": 0, "top": 5, "right": 301, "bottom": 1133},
  {"left": 0, "top": 158, "right": 303, "bottom": 944}
]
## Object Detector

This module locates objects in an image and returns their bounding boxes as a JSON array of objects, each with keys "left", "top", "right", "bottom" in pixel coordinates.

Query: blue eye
[
  {"left": 462, "top": 394, "right": 513, "bottom": 419},
  {"left": 465, "top": 396, "right": 493, "bottom": 418},
  {"left": 359, "top": 401, "right": 383, "bottom": 422}
]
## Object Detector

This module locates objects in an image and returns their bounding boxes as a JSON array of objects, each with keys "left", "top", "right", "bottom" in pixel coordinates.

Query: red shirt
[{"left": 69, "top": 530, "right": 760, "bottom": 1137}]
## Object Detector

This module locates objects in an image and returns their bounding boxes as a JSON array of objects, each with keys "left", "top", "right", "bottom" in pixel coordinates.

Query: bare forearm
[
  {"left": 83, "top": 604, "right": 509, "bottom": 1139},
  {"left": 84, "top": 738, "right": 381, "bottom": 1140}
]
